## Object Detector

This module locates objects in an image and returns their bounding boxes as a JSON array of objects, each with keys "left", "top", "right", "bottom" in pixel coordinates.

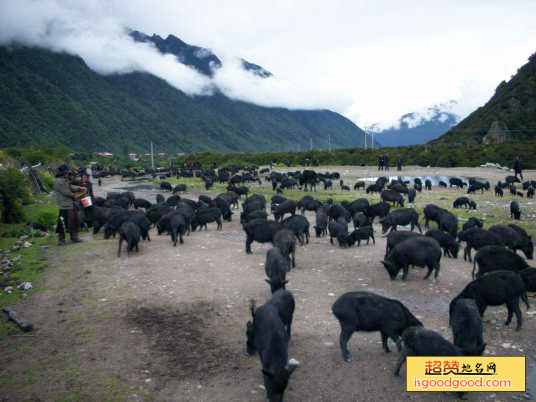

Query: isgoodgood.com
[{"left": 413, "top": 377, "right": 512, "bottom": 390}]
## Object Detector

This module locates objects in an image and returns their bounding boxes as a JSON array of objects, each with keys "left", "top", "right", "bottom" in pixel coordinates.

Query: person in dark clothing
[
  {"left": 378, "top": 155, "right": 384, "bottom": 171},
  {"left": 397, "top": 155, "right": 402, "bottom": 171},
  {"left": 514, "top": 156, "right": 523, "bottom": 180},
  {"left": 384, "top": 154, "right": 389, "bottom": 171},
  {"left": 53, "top": 165, "right": 85, "bottom": 245}
]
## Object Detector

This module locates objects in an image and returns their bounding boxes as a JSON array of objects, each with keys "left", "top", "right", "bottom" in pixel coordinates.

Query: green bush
[
  {"left": 0, "top": 168, "right": 31, "bottom": 224},
  {"left": 36, "top": 210, "right": 57, "bottom": 229}
]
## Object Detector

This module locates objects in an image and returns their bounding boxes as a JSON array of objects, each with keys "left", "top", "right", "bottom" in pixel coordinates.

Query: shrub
[
  {"left": 36, "top": 210, "right": 57, "bottom": 230},
  {"left": 0, "top": 168, "right": 31, "bottom": 224}
]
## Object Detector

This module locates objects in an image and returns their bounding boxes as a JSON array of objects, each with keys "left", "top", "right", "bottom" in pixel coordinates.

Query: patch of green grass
[{"left": 0, "top": 233, "right": 54, "bottom": 339}]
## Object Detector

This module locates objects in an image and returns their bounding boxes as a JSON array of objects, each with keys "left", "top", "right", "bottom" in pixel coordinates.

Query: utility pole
[
  {"left": 364, "top": 127, "right": 367, "bottom": 150},
  {"left": 150, "top": 141, "right": 154, "bottom": 170}
]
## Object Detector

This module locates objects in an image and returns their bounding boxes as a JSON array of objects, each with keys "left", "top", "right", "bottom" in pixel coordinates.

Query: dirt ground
[{"left": 1, "top": 165, "right": 536, "bottom": 402}]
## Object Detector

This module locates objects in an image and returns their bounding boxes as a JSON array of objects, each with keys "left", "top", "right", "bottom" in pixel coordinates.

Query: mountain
[
  {"left": 431, "top": 52, "right": 536, "bottom": 145},
  {"left": 0, "top": 45, "right": 367, "bottom": 153},
  {"left": 372, "top": 103, "right": 458, "bottom": 146},
  {"left": 129, "top": 30, "right": 272, "bottom": 78}
]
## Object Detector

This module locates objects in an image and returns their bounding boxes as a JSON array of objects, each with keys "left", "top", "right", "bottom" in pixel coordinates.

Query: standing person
[
  {"left": 384, "top": 154, "right": 389, "bottom": 171},
  {"left": 513, "top": 156, "right": 523, "bottom": 180},
  {"left": 378, "top": 155, "right": 384, "bottom": 171},
  {"left": 53, "top": 164, "right": 85, "bottom": 245},
  {"left": 397, "top": 155, "right": 402, "bottom": 171}
]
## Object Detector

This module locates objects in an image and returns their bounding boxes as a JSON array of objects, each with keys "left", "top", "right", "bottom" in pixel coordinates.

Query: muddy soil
[{"left": 1, "top": 165, "right": 535, "bottom": 402}]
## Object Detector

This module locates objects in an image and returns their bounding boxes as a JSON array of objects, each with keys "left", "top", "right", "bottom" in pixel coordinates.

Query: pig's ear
[
  {"left": 262, "top": 369, "right": 274, "bottom": 378},
  {"left": 282, "top": 280, "right": 289, "bottom": 285},
  {"left": 265, "top": 279, "right": 272, "bottom": 285}
]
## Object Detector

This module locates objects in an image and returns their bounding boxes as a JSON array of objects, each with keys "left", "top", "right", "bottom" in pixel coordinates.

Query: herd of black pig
[{"left": 84, "top": 170, "right": 535, "bottom": 401}]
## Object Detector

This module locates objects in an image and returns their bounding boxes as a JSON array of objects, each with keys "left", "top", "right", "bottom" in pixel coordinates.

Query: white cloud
[{"left": 0, "top": 0, "right": 535, "bottom": 128}]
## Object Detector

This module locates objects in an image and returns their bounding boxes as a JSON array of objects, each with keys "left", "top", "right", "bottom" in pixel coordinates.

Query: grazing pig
[
  {"left": 382, "top": 237, "right": 442, "bottom": 280},
  {"left": 155, "top": 194, "right": 165, "bottom": 204},
  {"left": 520, "top": 268, "right": 536, "bottom": 292},
  {"left": 191, "top": 207, "right": 222, "bottom": 231},
  {"left": 423, "top": 204, "right": 447, "bottom": 229},
  {"left": 449, "top": 177, "right": 466, "bottom": 188},
  {"left": 425, "top": 229, "right": 459, "bottom": 258},
  {"left": 146, "top": 204, "right": 173, "bottom": 225},
  {"left": 462, "top": 217, "right": 483, "bottom": 231},
  {"left": 453, "top": 196, "right": 474, "bottom": 209},
  {"left": 449, "top": 270, "right": 526, "bottom": 330},
  {"left": 214, "top": 197, "right": 233, "bottom": 222},
  {"left": 424, "top": 179, "right": 432, "bottom": 190},
  {"left": 127, "top": 214, "right": 151, "bottom": 241},
  {"left": 495, "top": 185, "right": 504, "bottom": 197},
  {"left": 269, "top": 289, "right": 295, "bottom": 339},
  {"left": 381, "top": 190, "right": 405, "bottom": 207},
  {"left": 169, "top": 213, "right": 186, "bottom": 246},
  {"left": 407, "top": 188, "right": 416, "bottom": 203},
  {"left": 472, "top": 245, "right": 529, "bottom": 278},
  {"left": 511, "top": 200, "right": 521, "bottom": 220},
  {"left": 117, "top": 221, "right": 141, "bottom": 257},
  {"left": 241, "top": 209, "right": 269, "bottom": 225},
  {"left": 354, "top": 181, "right": 365, "bottom": 190},
  {"left": 385, "top": 230, "right": 423, "bottom": 257},
  {"left": 394, "top": 327, "right": 463, "bottom": 377},
  {"left": 439, "top": 210, "right": 458, "bottom": 237},
  {"left": 347, "top": 198, "right": 369, "bottom": 215},
  {"left": 438, "top": 181, "right": 447, "bottom": 188},
  {"left": 365, "top": 202, "right": 391, "bottom": 222},
  {"left": 366, "top": 183, "right": 384, "bottom": 194},
  {"left": 282, "top": 215, "right": 310, "bottom": 245},
  {"left": 489, "top": 224, "right": 533, "bottom": 259},
  {"left": 328, "top": 204, "right": 351, "bottom": 222},
  {"left": 457, "top": 228, "right": 504, "bottom": 262},
  {"left": 347, "top": 226, "right": 375, "bottom": 247},
  {"left": 380, "top": 208, "right": 422, "bottom": 234},
  {"left": 450, "top": 299, "right": 486, "bottom": 356},
  {"left": 314, "top": 210, "right": 328, "bottom": 237},
  {"left": 273, "top": 229, "right": 297, "bottom": 268},
  {"left": 341, "top": 184, "right": 350, "bottom": 191},
  {"left": 332, "top": 291, "right": 422, "bottom": 362},
  {"left": 328, "top": 221, "right": 350, "bottom": 247},
  {"left": 173, "top": 184, "right": 187, "bottom": 193},
  {"left": 246, "top": 302, "right": 299, "bottom": 402},
  {"left": 160, "top": 181, "right": 172, "bottom": 192},
  {"left": 528, "top": 187, "right": 535, "bottom": 199},
  {"left": 352, "top": 212, "right": 370, "bottom": 229},
  {"left": 104, "top": 210, "right": 140, "bottom": 239},
  {"left": 244, "top": 219, "right": 283, "bottom": 254},
  {"left": 265, "top": 248, "right": 289, "bottom": 293},
  {"left": 273, "top": 200, "right": 297, "bottom": 222}
]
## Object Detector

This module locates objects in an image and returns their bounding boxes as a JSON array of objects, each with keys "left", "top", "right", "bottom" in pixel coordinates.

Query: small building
[{"left": 96, "top": 152, "right": 113, "bottom": 157}]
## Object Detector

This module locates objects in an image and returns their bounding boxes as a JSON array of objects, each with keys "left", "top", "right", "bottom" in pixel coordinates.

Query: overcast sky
[{"left": 1, "top": 0, "right": 535, "bottom": 130}]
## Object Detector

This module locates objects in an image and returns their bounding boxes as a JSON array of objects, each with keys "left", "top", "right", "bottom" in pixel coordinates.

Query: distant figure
[
  {"left": 98, "top": 178, "right": 102, "bottom": 186},
  {"left": 384, "top": 154, "right": 389, "bottom": 171},
  {"left": 53, "top": 165, "right": 85, "bottom": 245},
  {"left": 397, "top": 156, "right": 402, "bottom": 171},
  {"left": 513, "top": 156, "right": 523, "bottom": 180},
  {"left": 378, "top": 155, "right": 384, "bottom": 171}
]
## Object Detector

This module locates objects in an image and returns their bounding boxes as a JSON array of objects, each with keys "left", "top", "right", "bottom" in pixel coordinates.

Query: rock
[
  {"left": 17, "top": 282, "right": 32, "bottom": 291},
  {"left": 3, "top": 286, "right": 13, "bottom": 293},
  {"left": 23, "top": 241, "right": 32, "bottom": 248},
  {"left": 501, "top": 343, "right": 511, "bottom": 349}
]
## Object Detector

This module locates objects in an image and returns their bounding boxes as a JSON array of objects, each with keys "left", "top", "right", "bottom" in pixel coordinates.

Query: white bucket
[{"left": 80, "top": 196, "right": 93, "bottom": 208}]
